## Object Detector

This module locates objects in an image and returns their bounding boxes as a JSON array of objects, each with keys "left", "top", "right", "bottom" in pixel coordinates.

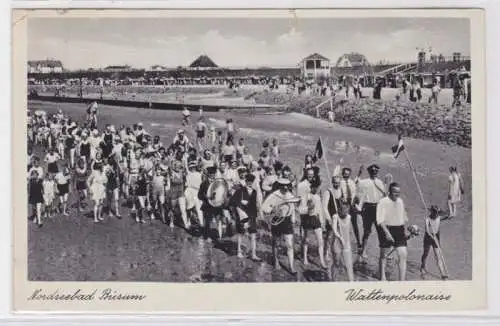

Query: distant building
[
  {"left": 300, "top": 53, "right": 331, "bottom": 80},
  {"left": 149, "top": 65, "right": 168, "bottom": 71},
  {"left": 335, "top": 52, "right": 369, "bottom": 68},
  {"left": 189, "top": 54, "right": 218, "bottom": 70},
  {"left": 103, "top": 65, "right": 133, "bottom": 72},
  {"left": 28, "top": 59, "right": 64, "bottom": 73}
]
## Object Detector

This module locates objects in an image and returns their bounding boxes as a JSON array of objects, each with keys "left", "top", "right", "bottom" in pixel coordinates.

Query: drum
[
  {"left": 262, "top": 193, "right": 301, "bottom": 226},
  {"left": 207, "top": 178, "right": 229, "bottom": 208},
  {"left": 269, "top": 203, "right": 293, "bottom": 226}
]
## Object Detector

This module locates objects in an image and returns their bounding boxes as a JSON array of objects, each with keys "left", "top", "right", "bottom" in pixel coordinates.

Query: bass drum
[
  {"left": 261, "top": 193, "right": 301, "bottom": 226},
  {"left": 206, "top": 178, "right": 229, "bottom": 208}
]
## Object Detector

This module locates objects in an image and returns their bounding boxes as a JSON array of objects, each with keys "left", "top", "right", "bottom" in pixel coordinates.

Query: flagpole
[
  {"left": 320, "top": 137, "right": 349, "bottom": 277},
  {"left": 403, "top": 146, "right": 449, "bottom": 277},
  {"left": 393, "top": 136, "right": 449, "bottom": 278},
  {"left": 319, "top": 137, "right": 344, "bottom": 242},
  {"left": 320, "top": 136, "right": 334, "bottom": 189},
  {"left": 402, "top": 148, "right": 428, "bottom": 211}
]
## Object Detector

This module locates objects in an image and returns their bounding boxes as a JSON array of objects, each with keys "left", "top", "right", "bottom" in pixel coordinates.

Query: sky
[{"left": 27, "top": 17, "right": 470, "bottom": 70}]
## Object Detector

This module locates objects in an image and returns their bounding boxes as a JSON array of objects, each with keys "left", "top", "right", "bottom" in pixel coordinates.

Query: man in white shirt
[
  {"left": 28, "top": 157, "right": 44, "bottom": 180},
  {"left": 173, "top": 130, "right": 189, "bottom": 152},
  {"left": 216, "top": 161, "right": 232, "bottom": 187},
  {"left": 356, "top": 164, "right": 386, "bottom": 261},
  {"left": 185, "top": 161, "right": 204, "bottom": 227},
  {"left": 376, "top": 182, "right": 409, "bottom": 281},
  {"left": 297, "top": 167, "right": 315, "bottom": 236},
  {"left": 428, "top": 82, "right": 441, "bottom": 104},
  {"left": 297, "top": 168, "right": 315, "bottom": 206}
]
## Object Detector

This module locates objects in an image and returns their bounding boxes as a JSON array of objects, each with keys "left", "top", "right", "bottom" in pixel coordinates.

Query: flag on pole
[
  {"left": 392, "top": 135, "right": 405, "bottom": 159},
  {"left": 314, "top": 138, "right": 324, "bottom": 160}
]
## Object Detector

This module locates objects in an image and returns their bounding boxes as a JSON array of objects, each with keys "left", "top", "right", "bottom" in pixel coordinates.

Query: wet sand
[{"left": 27, "top": 100, "right": 472, "bottom": 282}]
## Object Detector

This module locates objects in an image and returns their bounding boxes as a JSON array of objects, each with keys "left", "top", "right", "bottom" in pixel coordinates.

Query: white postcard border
[{"left": 11, "top": 8, "right": 487, "bottom": 314}]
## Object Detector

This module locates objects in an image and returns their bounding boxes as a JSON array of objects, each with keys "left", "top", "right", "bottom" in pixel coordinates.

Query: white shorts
[
  {"left": 43, "top": 194, "right": 55, "bottom": 205},
  {"left": 184, "top": 188, "right": 199, "bottom": 210}
]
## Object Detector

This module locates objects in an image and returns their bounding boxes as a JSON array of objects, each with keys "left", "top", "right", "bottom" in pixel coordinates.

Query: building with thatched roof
[
  {"left": 189, "top": 54, "right": 218, "bottom": 69},
  {"left": 335, "top": 52, "right": 369, "bottom": 68},
  {"left": 299, "top": 53, "right": 331, "bottom": 80}
]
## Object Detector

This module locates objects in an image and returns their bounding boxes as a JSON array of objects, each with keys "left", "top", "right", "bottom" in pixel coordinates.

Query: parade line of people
[{"left": 27, "top": 102, "right": 463, "bottom": 281}]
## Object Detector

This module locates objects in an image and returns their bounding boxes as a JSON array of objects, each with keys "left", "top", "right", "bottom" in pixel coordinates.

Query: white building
[{"left": 300, "top": 53, "right": 331, "bottom": 80}]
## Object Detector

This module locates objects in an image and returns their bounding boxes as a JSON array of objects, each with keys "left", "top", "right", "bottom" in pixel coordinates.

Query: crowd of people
[{"left": 26, "top": 102, "right": 464, "bottom": 281}]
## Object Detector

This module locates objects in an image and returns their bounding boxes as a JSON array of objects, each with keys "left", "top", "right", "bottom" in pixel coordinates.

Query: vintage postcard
[{"left": 12, "top": 8, "right": 486, "bottom": 313}]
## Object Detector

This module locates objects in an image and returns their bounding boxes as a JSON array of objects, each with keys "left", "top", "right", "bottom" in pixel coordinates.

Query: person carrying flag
[
  {"left": 420, "top": 205, "right": 449, "bottom": 280},
  {"left": 356, "top": 164, "right": 387, "bottom": 262}
]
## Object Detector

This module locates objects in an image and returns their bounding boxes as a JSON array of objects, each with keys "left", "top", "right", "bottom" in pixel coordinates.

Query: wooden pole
[
  {"left": 320, "top": 137, "right": 342, "bottom": 240},
  {"left": 403, "top": 149, "right": 428, "bottom": 210},
  {"left": 403, "top": 146, "right": 449, "bottom": 277},
  {"left": 314, "top": 96, "right": 334, "bottom": 119},
  {"left": 321, "top": 137, "right": 350, "bottom": 277}
]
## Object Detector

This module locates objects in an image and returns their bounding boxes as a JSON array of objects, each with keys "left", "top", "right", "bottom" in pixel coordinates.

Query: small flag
[
  {"left": 314, "top": 138, "right": 324, "bottom": 160},
  {"left": 392, "top": 135, "right": 405, "bottom": 159}
]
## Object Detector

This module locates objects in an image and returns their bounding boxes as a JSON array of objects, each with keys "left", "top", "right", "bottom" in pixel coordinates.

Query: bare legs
[
  {"left": 93, "top": 199, "right": 103, "bottom": 223},
  {"left": 272, "top": 234, "right": 296, "bottom": 274},
  {"left": 301, "top": 228, "right": 326, "bottom": 268},
  {"left": 380, "top": 246, "right": 407, "bottom": 281}
]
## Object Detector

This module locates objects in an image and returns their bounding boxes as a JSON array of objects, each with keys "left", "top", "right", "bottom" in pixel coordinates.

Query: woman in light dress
[
  {"left": 447, "top": 166, "right": 464, "bottom": 219},
  {"left": 42, "top": 173, "right": 57, "bottom": 219},
  {"left": 88, "top": 162, "right": 108, "bottom": 223}
]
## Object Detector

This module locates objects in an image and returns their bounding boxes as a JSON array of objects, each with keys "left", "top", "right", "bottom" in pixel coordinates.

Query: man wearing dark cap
[
  {"left": 230, "top": 173, "right": 261, "bottom": 261},
  {"left": 356, "top": 164, "right": 387, "bottom": 262}
]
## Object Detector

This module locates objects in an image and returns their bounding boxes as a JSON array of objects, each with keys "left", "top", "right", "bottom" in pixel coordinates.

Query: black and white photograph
[{"left": 23, "top": 12, "right": 476, "bottom": 287}]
